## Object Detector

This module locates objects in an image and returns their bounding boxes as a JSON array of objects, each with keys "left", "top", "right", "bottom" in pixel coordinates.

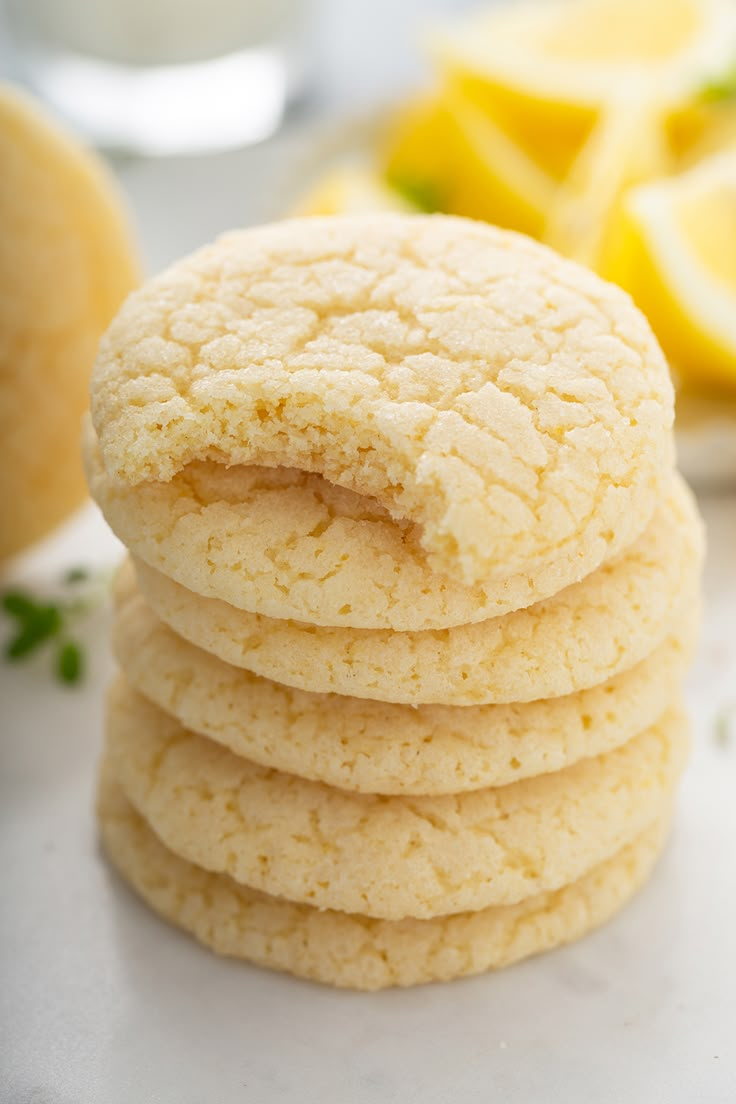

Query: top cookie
[{"left": 91, "top": 214, "right": 673, "bottom": 586}]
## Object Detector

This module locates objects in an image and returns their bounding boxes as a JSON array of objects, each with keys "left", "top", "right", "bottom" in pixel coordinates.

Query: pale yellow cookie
[
  {"left": 127, "top": 474, "right": 703, "bottom": 705},
  {"left": 106, "top": 678, "right": 688, "bottom": 920},
  {"left": 113, "top": 582, "right": 698, "bottom": 794},
  {"left": 90, "top": 214, "right": 674, "bottom": 588},
  {"left": 86, "top": 420, "right": 651, "bottom": 630},
  {"left": 98, "top": 767, "right": 672, "bottom": 990},
  {"left": 0, "top": 84, "right": 139, "bottom": 560}
]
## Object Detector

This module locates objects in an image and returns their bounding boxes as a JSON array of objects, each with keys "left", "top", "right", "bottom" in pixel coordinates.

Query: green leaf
[
  {"left": 5, "top": 604, "right": 62, "bottom": 660},
  {"left": 2, "top": 591, "right": 38, "bottom": 620},
  {"left": 388, "top": 174, "right": 445, "bottom": 213},
  {"left": 699, "top": 64, "right": 736, "bottom": 103},
  {"left": 57, "top": 641, "right": 84, "bottom": 685}
]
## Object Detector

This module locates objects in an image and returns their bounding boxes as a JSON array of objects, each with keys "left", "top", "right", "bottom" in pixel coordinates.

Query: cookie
[
  {"left": 90, "top": 214, "right": 674, "bottom": 588},
  {"left": 106, "top": 678, "right": 688, "bottom": 920},
  {"left": 127, "top": 474, "right": 703, "bottom": 705},
  {"left": 113, "top": 583, "right": 698, "bottom": 794},
  {"left": 98, "top": 767, "right": 671, "bottom": 990},
  {"left": 86, "top": 422, "right": 653, "bottom": 631},
  {"left": 0, "top": 84, "right": 139, "bottom": 560}
]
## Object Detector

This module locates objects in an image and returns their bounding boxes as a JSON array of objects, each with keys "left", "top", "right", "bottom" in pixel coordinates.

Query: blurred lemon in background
[
  {"left": 299, "top": 0, "right": 736, "bottom": 398},
  {"left": 604, "top": 149, "right": 736, "bottom": 391},
  {"left": 429, "top": 0, "right": 736, "bottom": 171},
  {"left": 669, "top": 97, "right": 736, "bottom": 166},
  {"left": 0, "top": 85, "right": 139, "bottom": 561},
  {"left": 543, "top": 94, "right": 672, "bottom": 268},
  {"left": 384, "top": 90, "right": 557, "bottom": 236}
]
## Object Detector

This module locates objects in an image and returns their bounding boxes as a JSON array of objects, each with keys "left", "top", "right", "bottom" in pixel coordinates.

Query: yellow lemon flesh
[
  {"left": 668, "top": 98, "right": 736, "bottom": 168},
  {"left": 383, "top": 91, "right": 557, "bottom": 237},
  {"left": 430, "top": 0, "right": 736, "bottom": 182},
  {"left": 0, "top": 84, "right": 140, "bottom": 560},
  {"left": 604, "top": 150, "right": 736, "bottom": 391}
]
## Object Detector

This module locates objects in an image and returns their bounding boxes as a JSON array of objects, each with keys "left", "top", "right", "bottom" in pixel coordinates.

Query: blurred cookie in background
[{"left": 0, "top": 83, "right": 139, "bottom": 561}]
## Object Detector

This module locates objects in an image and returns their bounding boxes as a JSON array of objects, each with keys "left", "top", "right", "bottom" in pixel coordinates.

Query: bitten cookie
[
  {"left": 90, "top": 214, "right": 673, "bottom": 588},
  {"left": 126, "top": 474, "right": 703, "bottom": 705},
  {"left": 114, "top": 582, "right": 698, "bottom": 794},
  {"left": 0, "top": 84, "right": 139, "bottom": 560},
  {"left": 106, "top": 678, "right": 688, "bottom": 921},
  {"left": 98, "top": 768, "right": 671, "bottom": 990},
  {"left": 85, "top": 423, "right": 656, "bottom": 631}
]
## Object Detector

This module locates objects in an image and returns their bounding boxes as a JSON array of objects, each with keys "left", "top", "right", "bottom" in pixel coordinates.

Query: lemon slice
[
  {"left": 544, "top": 92, "right": 672, "bottom": 267},
  {"left": 439, "top": 69, "right": 586, "bottom": 183},
  {"left": 604, "top": 149, "right": 736, "bottom": 390},
  {"left": 291, "top": 164, "right": 415, "bottom": 216},
  {"left": 382, "top": 95, "right": 452, "bottom": 211},
  {"left": 431, "top": 0, "right": 736, "bottom": 174},
  {"left": 383, "top": 90, "right": 557, "bottom": 236}
]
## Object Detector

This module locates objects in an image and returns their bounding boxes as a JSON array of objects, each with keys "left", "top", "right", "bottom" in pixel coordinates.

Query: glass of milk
[{"left": 5, "top": 0, "right": 313, "bottom": 153}]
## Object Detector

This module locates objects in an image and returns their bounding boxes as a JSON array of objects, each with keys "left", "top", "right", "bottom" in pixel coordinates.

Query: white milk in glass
[{"left": 7, "top": 0, "right": 312, "bottom": 152}]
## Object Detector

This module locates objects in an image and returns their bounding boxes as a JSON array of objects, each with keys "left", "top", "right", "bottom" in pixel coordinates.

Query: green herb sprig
[
  {"left": 1, "top": 567, "right": 101, "bottom": 685},
  {"left": 699, "top": 63, "right": 736, "bottom": 104},
  {"left": 388, "top": 174, "right": 446, "bottom": 213}
]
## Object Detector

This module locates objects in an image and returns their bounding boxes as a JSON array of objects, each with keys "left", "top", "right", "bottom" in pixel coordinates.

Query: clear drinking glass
[{"left": 5, "top": 0, "right": 313, "bottom": 154}]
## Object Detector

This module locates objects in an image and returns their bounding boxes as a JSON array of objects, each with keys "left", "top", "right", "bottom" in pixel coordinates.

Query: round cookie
[
  {"left": 98, "top": 768, "right": 672, "bottom": 991},
  {"left": 127, "top": 474, "right": 703, "bottom": 705},
  {"left": 90, "top": 213, "right": 674, "bottom": 588},
  {"left": 106, "top": 678, "right": 688, "bottom": 920},
  {"left": 87, "top": 421, "right": 652, "bottom": 631},
  {"left": 114, "top": 583, "right": 698, "bottom": 794},
  {"left": 0, "top": 84, "right": 139, "bottom": 560}
]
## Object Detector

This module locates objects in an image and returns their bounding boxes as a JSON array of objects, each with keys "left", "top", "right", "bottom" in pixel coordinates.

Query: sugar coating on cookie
[
  {"left": 98, "top": 768, "right": 671, "bottom": 990},
  {"left": 106, "top": 678, "right": 688, "bottom": 920},
  {"left": 90, "top": 214, "right": 673, "bottom": 586},
  {"left": 0, "top": 84, "right": 139, "bottom": 560},
  {"left": 126, "top": 474, "right": 703, "bottom": 705},
  {"left": 114, "top": 582, "right": 698, "bottom": 794},
  {"left": 86, "top": 420, "right": 659, "bottom": 631}
]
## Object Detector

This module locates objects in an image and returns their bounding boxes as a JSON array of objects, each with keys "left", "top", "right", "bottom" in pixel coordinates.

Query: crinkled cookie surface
[
  {"left": 87, "top": 416, "right": 661, "bottom": 630},
  {"left": 114, "top": 582, "right": 697, "bottom": 794},
  {"left": 125, "top": 474, "right": 703, "bottom": 705},
  {"left": 98, "top": 767, "right": 670, "bottom": 990},
  {"left": 90, "top": 214, "right": 674, "bottom": 586},
  {"left": 106, "top": 678, "right": 687, "bottom": 920}
]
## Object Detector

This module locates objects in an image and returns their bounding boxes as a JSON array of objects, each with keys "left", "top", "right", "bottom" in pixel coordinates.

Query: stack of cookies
[{"left": 86, "top": 215, "right": 703, "bottom": 990}]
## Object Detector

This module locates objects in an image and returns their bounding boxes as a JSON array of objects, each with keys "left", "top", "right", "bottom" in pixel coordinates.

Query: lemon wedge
[
  {"left": 430, "top": 0, "right": 736, "bottom": 174},
  {"left": 382, "top": 95, "right": 453, "bottom": 213},
  {"left": 604, "top": 149, "right": 736, "bottom": 390},
  {"left": 668, "top": 98, "right": 736, "bottom": 167},
  {"left": 544, "top": 93, "right": 672, "bottom": 268},
  {"left": 383, "top": 90, "right": 557, "bottom": 236}
]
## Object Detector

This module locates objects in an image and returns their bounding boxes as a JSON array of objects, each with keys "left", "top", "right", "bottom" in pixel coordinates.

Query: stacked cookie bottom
[{"left": 92, "top": 453, "right": 703, "bottom": 990}]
